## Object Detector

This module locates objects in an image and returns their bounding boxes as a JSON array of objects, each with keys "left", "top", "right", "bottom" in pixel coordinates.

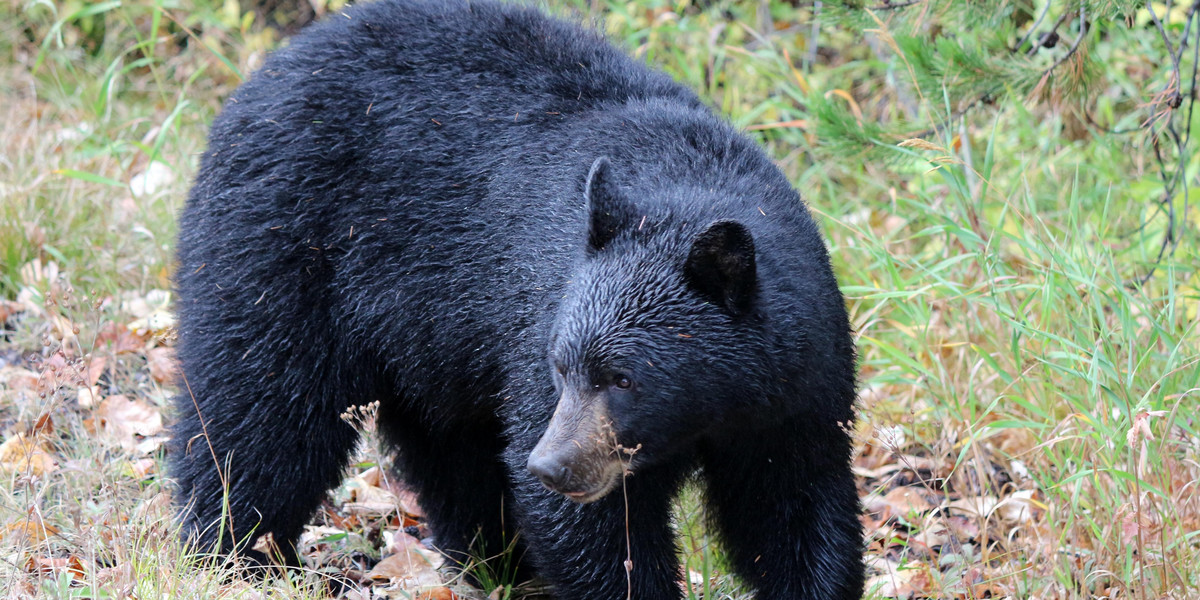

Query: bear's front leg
[
  {"left": 701, "top": 416, "right": 864, "bottom": 600},
  {"left": 506, "top": 457, "right": 688, "bottom": 600}
]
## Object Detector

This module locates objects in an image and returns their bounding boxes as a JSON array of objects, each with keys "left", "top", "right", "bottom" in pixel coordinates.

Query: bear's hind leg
[{"left": 172, "top": 365, "right": 362, "bottom": 566}]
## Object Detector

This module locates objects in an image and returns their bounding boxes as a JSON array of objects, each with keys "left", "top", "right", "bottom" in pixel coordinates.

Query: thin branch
[
  {"left": 1026, "top": 9, "right": 1071, "bottom": 57},
  {"left": 806, "top": 1, "right": 822, "bottom": 70},
  {"left": 1133, "top": 3, "right": 1200, "bottom": 285},
  {"left": 904, "top": 88, "right": 997, "bottom": 140},
  {"left": 1146, "top": 0, "right": 1184, "bottom": 108},
  {"left": 1040, "top": 4, "right": 1088, "bottom": 82},
  {"left": 1082, "top": 110, "right": 1149, "bottom": 135},
  {"left": 867, "top": 0, "right": 923, "bottom": 10},
  {"left": 1015, "top": 1, "right": 1057, "bottom": 54}
]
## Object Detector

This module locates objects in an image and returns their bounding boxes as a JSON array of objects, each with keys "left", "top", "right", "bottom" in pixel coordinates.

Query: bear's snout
[
  {"left": 526, "top": 454, "right": 573, "bottom": 489},
  {"left": 528, "top": 390, "right": 623, "bottom": 502}
]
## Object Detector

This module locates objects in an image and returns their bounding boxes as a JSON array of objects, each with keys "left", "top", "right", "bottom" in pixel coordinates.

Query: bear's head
[{"left": 527, "top": 157, "right": 773, "bottom": 502}]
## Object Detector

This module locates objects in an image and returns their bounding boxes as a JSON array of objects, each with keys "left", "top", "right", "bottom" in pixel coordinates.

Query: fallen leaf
[
  {"left": 134, "top": 492, "right": 173, "bottom": 520},
  {"left": 0, "top": 432, "right": 58, "bottom": 476},
  {"left": 77, "top": 386, "right": 101, "bottom": 408},
  {"left": 124, "top": 289, "right": 175, "bottom": 338},
  {"left": 370, "top": 532, "right": 444, "bottom": 587},
  {"left": 865, "top": 559, "right": 934, "bottom": 599},
  {"left": 92, "top": 562, "right": 135, "bottom": 598},
  {"left": 416, "top": 588, "right": 459, "bottom": 600},
  {"left": 93, "top": 394, "right": 164, "bottom": 453},
  {"left": 0, "top": 299, "right": 24, "bottom": 324},
  {"left": 395, "top": 487, "right": 426, "bottom": 520},
  {"left": 996, "top": 489, "right": 1042, "bottom": 523},
  {"left": 146, "top": 347, "right": 179, "bottom": 383},
  {"left": 216, "top": 578, "right": 264, "bottom": 600},
  {"left": 86, "top": 355, "right": 107, "bottom": 386},
  {"left": 128, "top": 310, "right": 176, "bottom": 338},
  {"left": 944, "top": 515, "right": 980, "bottom": 541},
  {"left": 129, "top": 161, "right": 174, "bottom": 197},
  {"left": 96, "top": 322, "right": 145, "bottom": 354},
  {"left": 2, "top": 513, "right": 59, "bottom": 545},
  {"left": 945, "top": 496, "right": 999, "bottom": 518},
  {"left": 129, "top": 458, "right": 156, "bottom": 478},
  {"left": 865, "top": 486, "right": 935, "bottom": 523},
  {"left": 51, "top": 314, "right": 79, "bottom": 351},
  {"left": 359, "top": 465, "right": 385, "bottom": 486},
  {"left": 0, "top": 367, "right": 40, "bottom": 391},
  {"left": 991, "top": 426, "right": 1036, "bottom": 456},
  {"left": 346, "top": 469, "right": 404, "bottom": 517},
  {"left": 25, "top": 555, "right": 85, "bottom": 580},
  {"left": 909, "top": 524, "right": 949, "bottom": 549},
  {"left": 32, "top": 413, "right": 54, "bottom": 435}
]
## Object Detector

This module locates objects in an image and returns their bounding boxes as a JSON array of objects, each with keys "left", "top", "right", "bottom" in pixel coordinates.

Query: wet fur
[{"left": 171, "top": 1, "right": 863, "bottom": 598}]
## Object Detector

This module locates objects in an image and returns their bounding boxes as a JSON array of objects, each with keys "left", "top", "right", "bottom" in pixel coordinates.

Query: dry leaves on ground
[{"left": 84, "top": 394, "right": 166, "bottom": 454}]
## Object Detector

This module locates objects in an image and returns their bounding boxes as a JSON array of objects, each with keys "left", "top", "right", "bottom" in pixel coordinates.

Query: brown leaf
[
  {"left": 944, "top": 515, "right": 980, "bottom": 541},
  {"left": 25, "top": 555, "right": 85, "bottom": 580},
  {"left": 86, "top": 355, "right": 107, "bottom": 386},
  {"left": 945, "top": 496, "right": 999, "bottom": 518},
  {"left": 866, "top": 560, "right": 933, "bottom": 599},
  {"left": 0, "top": 299, "right": 25, "bottom": 324},
  {"left": 2, "top": 513, "right": 59, "bottom": 545},
  {"left": 996, "top": 489, "right": 1042, "bottom": 524},
  {"left": 1, "top": 367, "right": 40, "bottom": 391},
  {"left": 0, "top": 432, "right": 58, "bottom": 476},
  {"left": 96, "top": 322, "right": 146, "bottom": 355},
  {"left": 92, "top": 562, "right": 135, "bottom": 598},
  {"left": 359, "top": 465, "right": 385, "bottom": 487},
  {"left": 93, "top": 394, "right": 164, "bottom": 453},
  {"left": 32, "top": 413, "right": 54, "bottom": 435},
  {"left": 395, "top": 487, "right": 426, "bottom": 520},
  {"left": 909, "top": 524, "right": 949, "bottom": 549},
  {"left": 77, "top": 386, "right": 101, "bottom": 408},
  {"left": 866, "top": 486, "right": 935, "bottom": 523},
  {"left": 146, "top": 347, "right": 178, "bottom": 383},
  {"left": 416, "top": 588, "right": 459, "bottom": 600},
  {"left": 370, "top": 532, "right": 444, "bottom": 587},
  {"left": 991, "top": 427, "right": 1036, "bottom": 456},
  {"left": 129, "top": 458, "right": 156, "bottom": 478}
]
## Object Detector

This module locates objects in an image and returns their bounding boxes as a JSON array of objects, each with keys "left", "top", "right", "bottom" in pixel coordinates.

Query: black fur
[{"left": 171, "top": 1, "right": 862, "bottom": 598}]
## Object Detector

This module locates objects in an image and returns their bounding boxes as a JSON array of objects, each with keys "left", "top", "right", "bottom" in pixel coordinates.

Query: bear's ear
[
  {"left": 685, "top": 220, "right": 757, "bottom": 316},
  {"left": 585, "top": 157, "right": 636, "bottom": 253}
]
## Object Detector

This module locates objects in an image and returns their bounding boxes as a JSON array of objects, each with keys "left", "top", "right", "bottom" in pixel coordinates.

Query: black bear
[{"left": 171, "top": 1, "right": 863, "bottom": 598}]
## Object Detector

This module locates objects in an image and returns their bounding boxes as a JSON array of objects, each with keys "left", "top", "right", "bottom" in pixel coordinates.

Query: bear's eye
[{"left": 613, "top": 374, "right": 633, "bottom": 390}]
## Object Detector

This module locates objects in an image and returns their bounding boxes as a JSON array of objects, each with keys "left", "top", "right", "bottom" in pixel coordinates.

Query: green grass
[{"left": 2, "top": 0, "right": 1198, "bottom": 599}]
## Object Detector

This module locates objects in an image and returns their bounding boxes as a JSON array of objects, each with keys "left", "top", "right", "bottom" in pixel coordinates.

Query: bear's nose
[{"left": 527, "top": 455, "right": 572, "bottom": 490}]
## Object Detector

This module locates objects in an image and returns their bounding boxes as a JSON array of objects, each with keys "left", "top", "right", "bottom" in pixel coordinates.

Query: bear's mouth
[{"left": 559, "top": 460, "right": 625, "bottom": 504}]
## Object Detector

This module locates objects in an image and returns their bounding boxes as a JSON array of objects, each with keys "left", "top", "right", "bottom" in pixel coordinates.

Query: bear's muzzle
[{"left": 527, "top": 389, "right": 623, "bottom": 502}]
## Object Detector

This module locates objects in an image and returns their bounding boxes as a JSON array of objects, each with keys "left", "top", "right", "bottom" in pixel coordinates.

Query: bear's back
[
  {"left": 196, "top": 0, "right": 698, "bottom": 177},
  {"left": 182, "top": 0, "right": 704, "bottom": 251}
]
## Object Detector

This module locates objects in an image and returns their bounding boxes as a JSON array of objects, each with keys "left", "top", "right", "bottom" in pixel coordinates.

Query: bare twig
[
  {"left": 806, "top": 1, "right": 822, "bottom": 70},
  {"left": 1014, "top": 0, "right": 1055, "bottom": 53},
  {"left": 904, "top": 90, "right": 996, "bottom": 140},
  {"left": 1133, "top": 3, "right": 1200, "bottom": 284},
  {"left": 1146, "top": 0, "right": 1185, "bottom": 109},
  {"left": 1026, "top": 9, "right": 1071, "bottom": 57},
  {"left": 1039, "top": 4, "right": 1088, "bottom": 82},
  {"left": 867, "top": 0, "right": 922, "bottom": 9}
]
